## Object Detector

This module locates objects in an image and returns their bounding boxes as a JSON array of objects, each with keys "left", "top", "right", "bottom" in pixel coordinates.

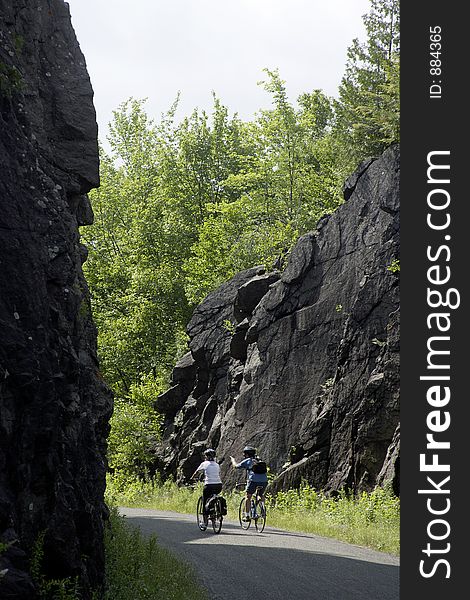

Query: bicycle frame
[
  {"left": 197, "top": 492, "right": 223, "bottom": 534},
  {"left": 237, "top": 484, "right": 267, "bottom": 533}
]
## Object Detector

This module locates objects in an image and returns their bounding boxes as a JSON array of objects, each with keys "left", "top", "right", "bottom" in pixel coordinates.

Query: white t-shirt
[{"left": 196, "top": 460, "right": 222, "bottom": 484}]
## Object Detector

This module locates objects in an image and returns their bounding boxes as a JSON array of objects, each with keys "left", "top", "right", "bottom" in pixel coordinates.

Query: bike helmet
[
  {"left": 204, "top": 448, "right": 216, "bottom": 460},
  {"left": 242, "top": 445, "right": 256, "bottom": 458}
]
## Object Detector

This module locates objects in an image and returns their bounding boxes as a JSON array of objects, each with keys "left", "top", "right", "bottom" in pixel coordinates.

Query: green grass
[
  {"left": 106, "top": 475, "right": 400, "bottom": 555},
  {"left": 104, "top": 507, "right": 209, "bottom": 600}
]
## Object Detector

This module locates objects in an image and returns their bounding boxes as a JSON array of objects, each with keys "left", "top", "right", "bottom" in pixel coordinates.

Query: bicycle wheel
[
  {"left": 211, "top": 497, "right": 223, "bottom": 534},
  {"left": 254, "top": 500, "right": 266, "bottom": 533},
  {"left": 196, "top": 496, "right": 207, "bottom": 531},
  {"left": 238, "top": 497, "right": 251, "bottom": 530}
]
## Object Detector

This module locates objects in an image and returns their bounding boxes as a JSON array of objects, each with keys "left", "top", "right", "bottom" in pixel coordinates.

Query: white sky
[{"left": 66, "top": 0, "right": 371, "bottom": 144}]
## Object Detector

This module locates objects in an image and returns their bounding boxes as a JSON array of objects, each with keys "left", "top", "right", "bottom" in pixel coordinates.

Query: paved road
[{"left": 121, "top": 507, "right": 399, "bottom": 600}]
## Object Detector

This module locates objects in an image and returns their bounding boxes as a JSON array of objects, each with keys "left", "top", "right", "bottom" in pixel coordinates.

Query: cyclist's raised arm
[
  {"left": 231, "top": 456, "right": 245, "bottom": 468},
  {"left": 231, "top": 456, "right": 250, "bottom": 469}
]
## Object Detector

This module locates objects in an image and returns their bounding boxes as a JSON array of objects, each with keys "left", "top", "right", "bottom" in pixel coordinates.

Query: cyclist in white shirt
[{"left": 191, "top": 449, "right": 223, "bottom": 524}]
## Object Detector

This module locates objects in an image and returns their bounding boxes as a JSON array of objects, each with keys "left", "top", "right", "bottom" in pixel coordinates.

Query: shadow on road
[{"left": 122, "top": 509, "right": 399, "bottom": 600}]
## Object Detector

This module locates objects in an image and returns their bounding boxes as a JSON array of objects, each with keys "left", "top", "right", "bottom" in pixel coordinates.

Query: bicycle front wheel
[
  {"left": 211, "top": 498, "right": 223, "bottom": 534},
  {"left": 254, "top": 500, "right": 266, "bottom": 533},
  {"left": 238, "top": 497, "right": 251, "bottom": 530},
  {"left": 197, "top": 496, "right": 206, "bottom": 531}
]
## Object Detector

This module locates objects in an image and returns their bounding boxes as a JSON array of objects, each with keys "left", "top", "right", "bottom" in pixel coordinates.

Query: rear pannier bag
[{"left": 219, "top": 496, "right": 228, "bottom": 515}]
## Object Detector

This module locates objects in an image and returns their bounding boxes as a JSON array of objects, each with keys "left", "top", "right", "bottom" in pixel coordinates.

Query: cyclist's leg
[
  {"left": 202, "top": 485, "right": 211, "bottom": 522},
  {"left": 259, "top": 482, "right": 268, "bottom": 502},
  {"left": 245, "top": 480, "right": 257, "bottom": 516},
  {"left": 245, "top": 492, "right": 252, "bottom": 515},
  {"left": 256, "top": 483, "right": 268, "bottom": 512}
]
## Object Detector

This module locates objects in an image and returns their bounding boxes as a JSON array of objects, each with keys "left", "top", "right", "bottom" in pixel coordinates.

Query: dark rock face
[
  {"left": 0, "top": 2, "right": 112, "bottom": 598},
  {"left": 156, "top": 145, "right": 400, "bottom": 495},
  {"left": 155, "top": 266, "right": 272, "bottom": 478}
]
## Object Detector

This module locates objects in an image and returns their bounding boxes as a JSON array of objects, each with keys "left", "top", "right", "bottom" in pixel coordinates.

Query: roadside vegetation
[
  {"left": 103, "top": 507, "right": 208, "bottom": 600},
  {"left": 106, "top": 476, "right": 400, "bottom": 556}
]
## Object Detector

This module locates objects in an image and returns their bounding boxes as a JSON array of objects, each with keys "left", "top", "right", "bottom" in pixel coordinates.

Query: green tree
[
  {"left": 254, "top": 69, "right": 342, "bottom": 231},
  {"left": 334, "top": 0, "right": 400, "bottom": 168},
  {"left": 82, "top": 100, "right": 191, "bottom": 398},
  {"left": 157, "top": 94, "right": 250, "bottom": 227},
  {"left": 108, "top": 376, "right": 164, "bottom": 477},
  {"left": 184, "top": 196, "right": 298, "bottom": 303},
  {"left": 183, "top": 71, "right": 343, "bottom": 303}
]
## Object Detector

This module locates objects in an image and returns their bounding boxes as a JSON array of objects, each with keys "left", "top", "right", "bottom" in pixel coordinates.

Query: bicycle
[
  {"left": 196, "top": 491, "right": 224, "bottom": 534},
  {"left": 237, "top": 484, "right": 267, "bottom": 533}
]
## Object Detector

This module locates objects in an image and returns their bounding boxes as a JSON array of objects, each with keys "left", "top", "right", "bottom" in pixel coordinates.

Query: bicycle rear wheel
[
  {"left": 254, "top": 500, "right": 266, "bottom": 533},
  {"left": 211, "top": 498, "right": 223, "bottom": 534},
  {"left": 197, "top": 496, "right": 206, "bottom": 531},
  {"left": 238, "top": 497, "right": 251, "bottom": 530}
]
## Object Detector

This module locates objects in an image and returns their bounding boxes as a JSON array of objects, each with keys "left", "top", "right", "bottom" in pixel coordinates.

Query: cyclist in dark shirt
[{"left": 230, "top": 445, "right": 268, "bottom": 521}]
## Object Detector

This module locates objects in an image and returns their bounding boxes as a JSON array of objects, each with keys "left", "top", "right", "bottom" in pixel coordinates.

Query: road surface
[{"left": 121, "top": 507, "right": 399, "bottom": 600}]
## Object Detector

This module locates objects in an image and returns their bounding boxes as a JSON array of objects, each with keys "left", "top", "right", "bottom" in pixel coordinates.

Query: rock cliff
[
  {"left": 0, "top": 1, "right": 112, "bottom": 598},
  {"left": 156, "top": 145, "right": 400, "bottom": 495}
]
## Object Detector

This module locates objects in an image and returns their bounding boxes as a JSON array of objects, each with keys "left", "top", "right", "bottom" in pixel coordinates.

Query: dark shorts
[
  {"left": 246, "top": 481, "right": 268, "bottom": 495},
  {"left": 203, "top": 483, "right": 222, "bottom": 513}
]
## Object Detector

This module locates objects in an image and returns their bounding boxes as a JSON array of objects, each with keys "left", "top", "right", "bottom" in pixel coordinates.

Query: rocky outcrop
[
  {"left": 156, "top": 145, "right": 400, "bottom": 495},
  {"left": 0, "top": 2, "right": 112, "bottom": 598},
  {"left": 156, "top": 266, "right": 277, "bottom": 478}
]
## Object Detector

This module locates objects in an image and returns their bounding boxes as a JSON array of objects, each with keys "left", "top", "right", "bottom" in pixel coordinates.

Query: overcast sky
[{"left": 66, "top": 0, "right": 371, "bottom": 143}]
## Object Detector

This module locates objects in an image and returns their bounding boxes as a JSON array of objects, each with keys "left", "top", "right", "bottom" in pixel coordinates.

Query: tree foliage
[{"left": 334, "top": 0, "right": 400, "bottom": 170}]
